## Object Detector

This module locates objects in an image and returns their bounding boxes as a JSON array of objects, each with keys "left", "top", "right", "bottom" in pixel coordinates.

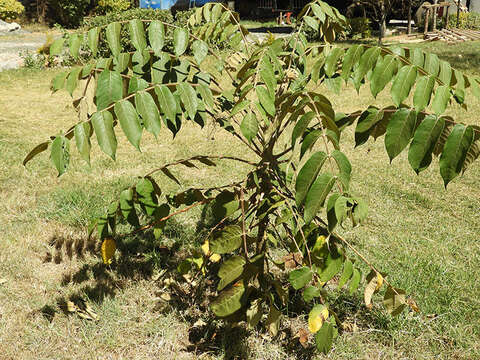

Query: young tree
[{"left": 24, "top": 1, "right": 480, "bottom": 353}]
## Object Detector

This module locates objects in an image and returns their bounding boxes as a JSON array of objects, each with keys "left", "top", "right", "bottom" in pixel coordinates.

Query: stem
[{"left": 240, "top": 187, "right": 249, "bottom": 261}]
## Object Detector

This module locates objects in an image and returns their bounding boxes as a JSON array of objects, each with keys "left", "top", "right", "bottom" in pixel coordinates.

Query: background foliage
[{"left": 0, "top": 0, "right": 24, "bottom": 21}]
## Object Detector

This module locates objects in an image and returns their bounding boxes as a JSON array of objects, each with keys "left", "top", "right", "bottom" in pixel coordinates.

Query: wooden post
[
  {"left": 456, "top": 0, "right": 461, "bottom": 28},
  {"left": 433, "top": 0, "right": 438, "bottom": 31},
  {"left": 445, "top": 5, "right": 450, "bottom": 29},
  {"left": 424, "top": 8, "right": 430, "bottom": 35},
  {"left": 407, "top": 0, "right": 412, "bottom": 34}
]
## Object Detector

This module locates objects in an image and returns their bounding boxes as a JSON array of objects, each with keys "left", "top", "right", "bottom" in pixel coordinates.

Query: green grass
[{"left": 0, "top": 39, "right": 480, "bottom": 360}]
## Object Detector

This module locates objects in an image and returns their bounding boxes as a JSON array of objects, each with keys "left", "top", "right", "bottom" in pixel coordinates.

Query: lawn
[{"left": 0, "top": 39, "right": 479, "bottom": 360}]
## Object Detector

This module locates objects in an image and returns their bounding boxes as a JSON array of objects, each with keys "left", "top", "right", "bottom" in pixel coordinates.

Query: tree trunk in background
[
  {"left": 433, "top": 0, "right": 438, "bottom": 31},
  {"left": 407, "top": 0, "right": 412, "bottom": 34},
  {"left": 378, "top": 1, "right": 386, "bottom": 44}
]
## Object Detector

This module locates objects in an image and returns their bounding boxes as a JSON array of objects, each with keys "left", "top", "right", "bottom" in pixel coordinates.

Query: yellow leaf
[
  {"left": 375, "top": 273, "right": 384, "bottom": 292},
  {"left": 101, "top": 238, "right": 116, "bottom": 265},
  {"left": 201, "top": 240, "right": 210, "bottom": 256},
  {"left": 209, "top": 253, "right": 221, "bottom": 263},
  {"left": 66, "top": 301, "right": 77, "bottom": 313},
  {"left": 308, "top": 305, "right": 329, "bottom": 333}
]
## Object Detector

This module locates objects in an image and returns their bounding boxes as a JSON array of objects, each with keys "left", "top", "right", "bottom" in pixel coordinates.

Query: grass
[{"left": 0, "top": 39, "right": 480, "bottom": 359}]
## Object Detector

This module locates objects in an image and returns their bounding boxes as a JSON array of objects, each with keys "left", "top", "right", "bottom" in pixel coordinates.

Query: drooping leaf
[
  {"left": 342, "top": 45, "right": 364, "bottom": 80},
  {"left": 101, "top": 238, "right": 116, "bottom": 265},
  {"left": 324, "top": 47, "right": 344, "bottom": 78},
  {"left": 246, "top": 299, "right": 263, "bottom": 329},
  {"left": 192, "top": 40, "right": 208, "bottom": 65},
  {"left": 385, "top": 108, "right": 417, "bottom": 162},
  {"left": 408, "top": 115, "right": 445, "bottom": 173},
  {"left": 135, "top": 91, "right": 162, "bottom": 137},
  {"left": 114, "top": 100, "right": 143, "bottom": 151},
  {"left": 423, "top": 52, "right": 440, "bottom": 77},
  {"left": 353, "top": 47, "right": 381, "bottom": 91},
  {"left": 348, "top": 268, "right": 361, "bottom": 295},
  {"left": 432, "top": 85, "right": 451, "bottom": 115},
  {"left": 292, "top": 111, "right": 316, "bottom": 146},
  {"left": 303, "top": 286, "right": 321, "bottom": 303},
  {"left": 265, "top": 305, "right": 281, "bottom": 336},
  {"left": 136, "top": 178, "right": 158, "bottom": 216},
  {"left": 413, "top": 75, "right": 435, "bottom": 112},
  {"left": 106, "top": 22, "right": 122, "bottom": 57},
  {"left": 91, "top": 111, "right": 117, "bottom": 160},
  {"left": 338, "top": 259, "right": 353, "bottom": 288},
  {"left": 128, "top": 19, "right": 147, "bottom": 52},
  {"left": 178, "top": 82, "right": 199, "bottom": 120},
  {"left": 209, "top": 225, "right": 243, "bottom": 254},
  {"left": 155, "top": 85, "right": 177, "bottom": 121},
  {"left": 331, "top": 150, "right": 351, "bottom": 191},
  {"left": 65, "top": 67, "right": 82, "bottom": 97},
  {"left": 50, "top": 38, "right": 65, "bottom": 56},
  {"left": 87, "top": 27, "right": 100, "bottom": 57},
  {"left": 256, "top": 86, "right": 275, "bottom": 116},
  {"left": 383, "top": 286, "right": 407, "bottom": 316},
  {"left": 304, "top": 173, "right": 336, "bottom": 223},
  {"left": 173, "top": 27, "right": 189, "bottom": 56},
  {"left": 240, "top": 113, "right": 259, "bottom": 143},
  {"left": 96, "top": 70, "right": 123, "bottom": 111},
  {"left": 391, "top": 65, "right": 417, "bottom": 107},
  {"left": 68, "top": 34, "right": 81, "bottom": 60},
  {"left": 370, "top": 54, "right": 397, "bottom": 98},
  {"left": 439, "top": 124, "right": 474, "bottom": 187},
  {"left": 317, "top": 247, "right": 343, "bottom": 282},
  {"left": 315, "top": 321, "right": 334, "bottom": 354},
  {"left": 288, "top": 266, "right": 312, "bottom": 290},
  {"left": 23, "top": 142, "right": 49, "bottom": 166},
  {"left": 308, "top": 305, "right": 329, "bottom": 334},
  {"left": 364, "top": 270, "right": 383, "bottom": 309},
  {"left": 50, "top": 135, "right": 70, "bottom": 176},
  {"left": 326, "top": 193, "right": 341, "bottom": 232},
  {"left": 295, "top": 151, "right": 328, "bottom": 207},
  {"left": 211, "top": 281, "right": 245, "bottom": 317},
  {"left": 438, "top": 61, "right": 452, "bottom": 85},
  {"left": 218, "top": 256, "right": 246, "bottom": 291},
  {"left": 74, "top": 122, "right": 92, "bottom": 164},
  {"left": 52, "top": 71, "right": 68, "bottom": 92},
  {"left": 148, "top": 21, "right": 165, "bottom": 56}
]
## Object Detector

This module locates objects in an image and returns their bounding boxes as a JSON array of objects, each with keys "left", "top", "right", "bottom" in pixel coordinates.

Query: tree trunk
[
  {"left": 378, "top": 1, "right": 386, "bottom": 44},
  {"left": 407, "top": 0, "right": 412, "bottom": 34},
  {"left": 433, "top": 0, "right": 438, "bottom": 31}
]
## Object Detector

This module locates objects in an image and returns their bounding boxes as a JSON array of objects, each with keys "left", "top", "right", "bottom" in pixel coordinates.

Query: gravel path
[{"left": 0, "top": 32, "right": 46, "bottom": 71}]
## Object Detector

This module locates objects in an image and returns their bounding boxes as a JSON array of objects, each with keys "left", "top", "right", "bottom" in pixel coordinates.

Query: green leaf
[
  {"left": 136, "top": 178, "right": 158, "bottom": 216},
  {"left": 256, "top": 86, "right": 275, "bottom": 116},
  {"left": 324, "top": 47, "right": 344, "bottom": 78},
  {"left": 331, "top": 150, "right": 351, "bottom": 191},
  {"left": 326, "top": 193, "right": 341, "bottom": 232},
  {"left": 209, "top": 225, "right": 243, "bottom": 254},
  {"left": 295, "top": 151, "right": 328, "bottom": 207},
  {"left": 439, "top": 124, "right": 474, "bottom": 187},
  {"left": 408, "top": 115, "right": 445, "bottom": 173},
  {"left": 23, "top": 142, "right": 49, "bottom": 166},
  {"left": 334, "top": 195, "right": 349, "bottom": 226},
  {"left": 318, "top": 247, "right": 343, "bottom": 282},
  {"left": 218, "top": 256, "right": 246, "bottom": 291},
  {"left": 148, "top": 21, "right": 165, "bottom": 56},
  {"left": 135, "top": 91, "right": 161, "bottom": 137},
  {"left": 292, "top": 111, "right": 315, "bottom": 146},
  {"left": 246, "top": 299, "right": 263, "bottom": 329},
  {"left": 113, "top": 53, "right": 131, "bottom": 73},
  {"left": 413, "top": 75, "right": 435, "bottom": 112},
  {"left": 192, "top": 40, "right": 208, "bottom": 65},
  {"left": 338, "top": 259, "right": 353, "bottom": 288},
  {"left": 469, "top": 76, "right": 480, "bottom": 100},
  {"left": 383, "top": 286, "right": 407, "bottom": 316},
  {"left": 74, "top": 122, "right": 91, "bottom": 165},
  {"left": 265, "top": 305, "right": 281, "bottom": 336},
  {"left": 52, "top": 71, "right": 67, "bottom": 92},
  {"left": 68, "top": 34, "right": 81, "bottom": 60},
  {"left": 342, "top": 45, "right": 364, "bottom": 80},
  {"left": 50, "top": 38, "right": 65, "bottom": 56},
  {"left": 114, "top": 100, "right": 143, "bottom": 151},
  {"left": 50, "top": 135, "right": 70, "bottom": 176},
  {"left": 409, "top": 47, "right": 424, "bottom": 67},
  {"left": 348, "top": 268, "right": 361, "bottom": 295},
  {"left": 432, "top": 85, "right": 451, "bottom": 115},
  {"left": 91, "top": 111, "right": 117, "bottom": 160},
  {"left": 303, "top": 286, "right": 321, "bottom": 302},
  {"left": 352, "top": 196, "right": 368, "bottom": 225},
  {"left": 423, "top": 52, "right": 440, "bottom": 77},
  {"left": 385, "top": 108, "right": 417, "bottom": 162},
  {"left": 120, "top": 188, "right": 138, "bottom": 226},
  {"left": 315, "top": 321, "right": 334, "bottom": 354},
  {"left": 178, "top": 83, "right": 198, "bottom": 120},
  {"left": 128, "top": 19, "right": 147, "bottom": 52},
  {"left": 197, "top": 83, "right": 215, "bottom": 111},
  {"left": 353, "top": 47, "right": 381, "bottom": 91},
  {"left": 355, "top": 107, "right": 384, "bottom": 147},
  {"left": 240, "top": 113, "right": 258, "bottom": 143},
  {"left": 155, "top": 85, "right": 177, "bottom": 121},
  {"left": 96, "top": 70, "right": 123, "bottom": 111},
  {"left": 300, "top": 129, "right": 322, "bottom": 159},
  {"left": 211, "top": 191, "right": 239, "bottom": 222},
  {"left": 173, "top": 27, "right": 189, "bottom": 56},
  {"left": 65, "top": 67, "right": 82, "bottom": 97},
  {"left": 106, "top": 22, "right": 122, "bottom": 57},
  {"left": 391, "top": 65, "right": 417, "bottom": 107},
  {"left": 370, "top": 54, "right": 397, "bottom": 98},
  {"left": 288, "top": 267, "right": 312, "bottom": 290},
  {"left": 438, "top": 61, "right": 452, "bottom": 85},
  {"left": 87, "top": 27, "right": 100, "bottom": 57},
  {"left": 211, "top": 281, "right": 245, "bottom": 317},
  {"left": 304, "top": 173, "right": 336, "bottom": 223}
]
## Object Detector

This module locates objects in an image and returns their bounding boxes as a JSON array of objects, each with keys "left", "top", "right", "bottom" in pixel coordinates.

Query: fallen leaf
[{"left": 297, "top": 328, "right": 310, "bottom": 348}]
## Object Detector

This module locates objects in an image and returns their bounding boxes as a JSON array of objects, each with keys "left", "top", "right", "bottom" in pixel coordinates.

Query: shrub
[
  {"left": 96, "top": 0, "right": 131, "bottom": 15},
  {"left": 347, "top": 17, "right": 371, "bottom": 39},
  {"left": 448, "top": 11, "right": 480, "bottom": 30},
  {"left": 48, "top": 0, "right": 92, "bottom": 28},
  {"left": 0, "top": 0, "right": 24, "bottom": 21},
  {"left": 26, "top": 1, "right": 480, "bottom": 354}
]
